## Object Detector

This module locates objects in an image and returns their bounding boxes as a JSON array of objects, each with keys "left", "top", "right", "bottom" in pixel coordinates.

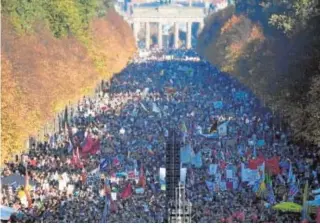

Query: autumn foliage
[
  {"left": 197, "top": 2, "right": 320, "bottom": 146},
  {"left": 1, "top": 9, "right": 136, "bottom": 164},
  {"left": 221, "top": 15, "right": 243, "bottom": 34}
]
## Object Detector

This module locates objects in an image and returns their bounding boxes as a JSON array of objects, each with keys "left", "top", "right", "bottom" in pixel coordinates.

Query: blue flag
[
  {"left": 235, "top": 91, "right": 247, "bottom": 100},
  {"left": 257, "top": 139, "right": 265, "bottom": 147},
  {"left": 181, "top": 144, "right": 193, "bottom": 164},
  {"left": 206, "top": 180, "right": 214, "bottom": 191},
  {"left": 100, "top": 158, "right": 108, "bottom": 170},
  {"left": 192, "top": 152, "right": 203, "bottom": 168},
  {"left": 213, "top": 101, "right": 223, "bottom": 109}
]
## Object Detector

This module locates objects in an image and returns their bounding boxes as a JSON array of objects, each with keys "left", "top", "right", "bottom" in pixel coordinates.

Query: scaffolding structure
[{"left": 168, "top": 183, "right": 192, "bottom": 223}]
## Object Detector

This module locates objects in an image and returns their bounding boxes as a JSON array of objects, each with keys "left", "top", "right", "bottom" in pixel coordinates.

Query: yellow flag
[
  {"left": 18, "top": 190, "right": 26, "bottom": 200},
  {"left": 257, "top": 182, "right": 266, "bottom": 196}
]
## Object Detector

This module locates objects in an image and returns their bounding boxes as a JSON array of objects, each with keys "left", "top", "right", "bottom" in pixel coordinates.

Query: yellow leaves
[{"left": 1, "top": 10, "right": 136, "bottom": 165}]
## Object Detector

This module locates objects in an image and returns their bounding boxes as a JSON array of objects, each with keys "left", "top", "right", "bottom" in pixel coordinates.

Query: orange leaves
[
  {"left": 249, "top": 25, "right": 265, "bottom": 41},
  {"left": 229, "top": 41, "right": 244, "bottom": 54},
  {"left": 1, "top": 9, "right": 136, "bottom": 165},
  {"left": 221, "top": 15, "right": 243, "bottom": 34}
]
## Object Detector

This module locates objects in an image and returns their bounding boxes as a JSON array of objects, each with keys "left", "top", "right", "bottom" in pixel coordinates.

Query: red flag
[
  {"left": 128, "top": 171, "right": 136, "bottom": 179},
  {"left": 121, "top": 183, "right": 132, "bottom": 199},
  {"left": 266, "top": 157, "right": 280, "bottom": 175},
  {"left": 248, "top": 157, "right": 264, "bottom": 169},
  {"left": 82, "top": 135, "right": 100, "bottom": 155},
  {"left": 138, "top": 166, "right": 146, "bottom": 188},
  {"left": 219, "top": 160, "right": 227, "bottom": 170}
]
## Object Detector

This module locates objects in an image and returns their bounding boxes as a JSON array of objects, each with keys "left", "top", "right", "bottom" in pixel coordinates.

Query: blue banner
[
  {"left": 235, "top": 91, "right": 247, "bottom": 100},
  {"left": 181, "top": 144, "right": 193, "bottom": 164},
  {"left": 135, "top": 188, "right": 145, "bottom": 194},
  {"left": 257, "top": 139, "right": 265, "bottom": 147},
  {"left": 100, "top": 158, "right": 108, "bottom": 170},
  {"left": 192, "top": 152, "right": 203, "bottom": 168},
  {"left": 206, "top": 180, "right": 214, "bottom": 191},
  {"left": 213, "top": 101, "right": 223, "bottom": 109}
]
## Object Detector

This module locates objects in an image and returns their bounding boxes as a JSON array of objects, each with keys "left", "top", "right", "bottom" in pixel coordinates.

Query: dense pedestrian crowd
[{"left": 1, "top": 50, "right": 319, "bottom": 223}]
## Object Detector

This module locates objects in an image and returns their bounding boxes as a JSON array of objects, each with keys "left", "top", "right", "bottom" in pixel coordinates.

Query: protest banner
[
  {"left": 159, "top": 168, "right": 166, "bottom": 191},
  {"left": 208, "top": 164, "right": 218, "bottom": 175},
  {"left": 213, "top": 101, "right": 223, "bottom": 109}
]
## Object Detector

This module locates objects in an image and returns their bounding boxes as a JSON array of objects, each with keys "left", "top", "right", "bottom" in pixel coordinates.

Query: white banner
[
  {"left": 111, "top": 192, "right": 117, "bottom": 201},
  {"left": 226, "top": 169, "right": 233, "bottom": 179},
  {"left": 180, "top": 168, "right": 187, "bottom": 184},
  {"left": 208, "top": 164, "right": 218, "bottom": 175}
]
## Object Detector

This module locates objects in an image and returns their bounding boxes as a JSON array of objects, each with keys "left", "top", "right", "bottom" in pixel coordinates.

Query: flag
[
  {"left": 266, "top": 157, "right": 280, "bottom": 175},
  {"left": 213, "top": 101, "right": 223, "bottom": 109},
  {"left": 287, "top": 163, "right": 294, "bottom": 183},
  {"left": 219, "top": 160, "right": 227, "bottom": 170},
  {"left": 127, "top": 171, "right": 136, "bottom": 179},
  {"left": 181, "top": 144, "right": 193, "bottom": 164},
  {"left": 218, "top": 122, "right": 228, "bottom": 136},
  {"left": 138, "top": 166, "right": 146, "bottom": 188},
  {"left": 266, "top": 174, "right": 276, "bottom": 205},
  {"left": 235, "top": 91, "right": 247, "bottom": 100},
  {"left": 288, "top": 183, "right": 299, "bottom": 201},
  {"left": 81, "top": 135, "right": 100, "bottom": 155},
  {"left": 208, "top": 164, "right": 218, "bottom": 175},
  {"left": 192, "top": 152, "right": 203, "bottom": 168},
  {"left": 159, "top": 168, "right": 166, "bottom": 189},
  {"left": 252, "top": 179, "right": 260, "bottom": 193},
  {"left": 121, "top": 183, "right": 132, "bottom": 199},
  {"left": 135, "top": 188, "right": 145, "bottom": 194},
  {"left": 180, "top": 168, "right": 187, "bottom": 184},
  {"left": 256, "top": 140, "right": 265, "bottom": 147},
  {"left": 206, "top": 180, "right": 214, "bottom": 191},
  {"left": 248, "top": 157, "right": 264, "bottom": 170},
  {"left": 113, "top": 157, "right": 120, "bottom": 166},
  {"left": 100, "top": 158, "right": 108, "bottom": 171}
]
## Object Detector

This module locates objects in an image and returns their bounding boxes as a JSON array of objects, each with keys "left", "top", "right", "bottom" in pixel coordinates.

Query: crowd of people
[{"left": 1, "top": 49, "right": 320, "bottom": 223}]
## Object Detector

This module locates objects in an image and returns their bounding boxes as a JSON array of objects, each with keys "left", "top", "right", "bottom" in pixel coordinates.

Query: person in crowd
[{"left": 1, "top": 49, "right": 319, "bottom": 223}]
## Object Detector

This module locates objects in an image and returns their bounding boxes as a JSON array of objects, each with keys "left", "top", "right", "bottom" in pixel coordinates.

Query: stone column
[
  {"left": 145, "top": 22, "right": 150, "bottom": 49},
  {"left": 186, "top": 21, "right": 192, "bottom": 49},
  {"left": 158, "top": 22, "right": 163, "bottom": 49},
  {"left": 132, "top": 22, "right": 139, "bottom": 46},
  {"left": 174, "top": 22, "right": 179, "bottom": 49}
]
